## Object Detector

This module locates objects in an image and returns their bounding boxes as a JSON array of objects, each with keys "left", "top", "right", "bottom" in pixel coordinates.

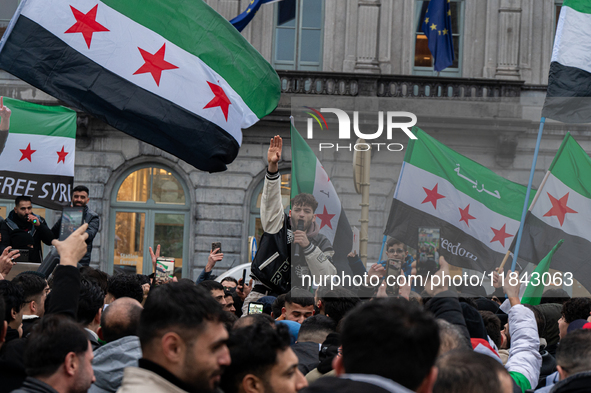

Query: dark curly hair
[
  {"left": 562, "top": 298, "right": 591, "bottom": 324},
  {"left": 107, "top": 274, "right": 144, "bottom": 303}
]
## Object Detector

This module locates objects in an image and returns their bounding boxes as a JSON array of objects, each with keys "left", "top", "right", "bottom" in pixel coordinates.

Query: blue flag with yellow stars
[
  {"left": 231, "top": 0, "right": 276, "bottom": 32},
  {"left": 421, "top": 0, "right": 455, "bottom": 72}
]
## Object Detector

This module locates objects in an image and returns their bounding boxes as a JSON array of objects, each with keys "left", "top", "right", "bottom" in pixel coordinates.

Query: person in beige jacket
[{"left": 117, "top": 283, "right": 231, "bottom": 393}]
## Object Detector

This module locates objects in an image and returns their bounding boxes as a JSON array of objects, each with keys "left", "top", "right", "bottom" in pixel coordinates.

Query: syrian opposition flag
[
  {"left": 542, "top": 0, "right": 591, "bottom": 123},
  {"left": 0, "top": 0, "right": 280, "bottom": 173},
  {"left": 517, "top": 133, "right": 591, "bottom": 290},
  {"left": 0, "top": 97, "right": 76, "bottom": 210},
  {"left": 290, "top": 119, "right": 353, "bottom": 273},
  {"left": 385, "top": 127, "right": 534, "bottom": 273}
]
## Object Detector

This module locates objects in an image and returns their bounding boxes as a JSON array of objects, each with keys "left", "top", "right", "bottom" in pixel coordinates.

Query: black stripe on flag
[
  {"left": 542, "top": 62, "right": 591, "bottom": 124},
  {"left": 0, "top": 16, "right": 240, "bottom": 173},
  {"left": 384, "top": 199, "right": 507, "bottom": 273},
  {"left": 514, "top": 212, "right": 591, "bottom": 291}
]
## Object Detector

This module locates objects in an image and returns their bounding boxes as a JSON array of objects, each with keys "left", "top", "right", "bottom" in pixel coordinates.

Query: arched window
[
  {"left": 249, "top": 172, "right": 291, "bottom": 245},
  {"left": 109, "top": 166, "right": 190, "bottom": 278}
]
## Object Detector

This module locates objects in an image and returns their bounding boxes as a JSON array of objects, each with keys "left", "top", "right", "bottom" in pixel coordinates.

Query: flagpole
[
  {"left": 510, "top": 117, "right": 546, "bottom": 272},
  {"left": 378, "top": 235, "right": 387, "bottom": 264}
]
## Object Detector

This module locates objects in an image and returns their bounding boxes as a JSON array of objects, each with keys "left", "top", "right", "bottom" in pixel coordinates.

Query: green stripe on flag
[
  {"left": 548, "top": 133, "right": 591, "bottom": 199},
  {"left": 564, "top": 0, "right": 591, "bottom": 14},
  {"left": 4, "top": 97, "right": 76, "bottom": 138},
  {"left": 521, "top": 240, "right": 564, "bottom": 306},
  {"left": 100, "top": 0, "right": 280, "bottom": 119},
  {"left": 290, "top": 121, "right": 319, "bottom": 199},
  {"left": 405, "top": 127, "right": 534, "bottom": 220}
]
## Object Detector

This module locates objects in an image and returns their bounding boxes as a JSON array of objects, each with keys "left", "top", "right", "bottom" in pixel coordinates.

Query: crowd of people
[{"left": 0, "top": 136, "right": 590, "bottom": 393}]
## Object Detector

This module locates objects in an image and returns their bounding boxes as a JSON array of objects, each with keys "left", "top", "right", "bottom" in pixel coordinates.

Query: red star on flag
[
  {"left": 19, "top": 143, "right": 36, "bottom": 162},
  {"left": 133, "top": 43, "right": 179, "bottom": 86},
  {"left": 422, "top": 184, "right": 445, "bottom": 209},
  {"left": 203, "top": 81, "right": 231, "bottom": 121},
  {"left": 490, "top": 224, "right": 513, "bottom": 247},
  {"left": 543, "top": 192, "right": 577, "bottom": 226},
  {"left": 458, "top": 204, "right": 476, "bottom": 227},
  {"left": 316, "top": 205, "right": 336, "bottom": 230},
  {"left": 64, "top": 5, "right": 109, "bottom": 49},
  {"left": 57, "top": 146, "right": 69, "bottom": 164}
]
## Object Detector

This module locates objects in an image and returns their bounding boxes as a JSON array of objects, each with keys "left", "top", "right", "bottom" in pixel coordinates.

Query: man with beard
[
  {"left": 11, "top": 314, "right": 96, "bottom": 393},
  {"left": 117, "top": 282, "right": 231, "bottom": 393},
  {"left": 52, "top": 186, "right": 100, "bottom": 266},
  {"left": 0, "top": 196, "right": 54, "bottom": 263}
]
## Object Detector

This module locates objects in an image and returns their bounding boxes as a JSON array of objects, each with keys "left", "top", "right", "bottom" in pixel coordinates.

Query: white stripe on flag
[
  {"left": 0, "top": 134, "right": 75, "bottom": 176},
  {"left": 552, "top": 6, "right": 591, "bottom": 75},
  {"left": 21, "top": 0, "right": 260, "bottom": 145},
  {"left": 312, "top": 158, "right": 341, "bottom": 244},
  {"left": 395, "top": 163, "right": 520, "bottom": 253},
  {"left": 530, "top": 172, "right": 591, "bottom": 244}
]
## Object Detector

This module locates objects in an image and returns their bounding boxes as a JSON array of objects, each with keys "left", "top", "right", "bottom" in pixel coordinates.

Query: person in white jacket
[{"left": 502, "top": 276, "right": 543, "bottom": 392}]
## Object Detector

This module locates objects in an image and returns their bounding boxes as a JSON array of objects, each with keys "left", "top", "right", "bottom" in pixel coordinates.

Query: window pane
[
  {"left": 414, "top": 34, "right": 432, "bottom": 67},
  {"left": 114, "top": 212, "right": 145, "bottom": 275},
  {"left": 281, "top": 174, "right": 291, "bottom": 208},
  {"left": 152, "top": 168, "right": 186, "bottom": 205},
  {"left": 154, "top": 213, "right": 184, "bottom": 279},
  {"left": 416, "top": 1, "right": 429, "bottom": 33},
  {"left": 0, "top": 0, "right": 18, "bottom": 21},
  {"left": 276, "top": 28, "right": 296, "bottom": 61},
  {"left": 452, "top": 35, "right": 459, "bottom": 68},
  {"left": 450, "top": 2, "right": 458, "bottom": 33},
  {"left": 300, "top": 29, "right": 321, "bottom": 62},
  {"left": 117, "top": 168, "right": 150, "bottom": 202},
  {"left": 302, "top": 0, "right": 322, "bottom": 28}
]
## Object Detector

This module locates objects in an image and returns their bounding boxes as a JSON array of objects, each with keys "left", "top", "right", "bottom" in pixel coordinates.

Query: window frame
[
  {"left": 108, "top": 164, "right": 190, "bottom": 277},
  {"left": 272, "top": 0, "right": 325, "bottom": 71},
  {"left": 412, "top": 0, "right": 465, "bottom": 77}
]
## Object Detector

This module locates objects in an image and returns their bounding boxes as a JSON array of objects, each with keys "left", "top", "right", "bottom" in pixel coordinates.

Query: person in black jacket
[
  {"left": 51, "top": 185, "right": 100, "bottom": 266},
  {"left": 0, "top": 196, "right": 55, "bottom": 263},
  {"left": 0, "top": 223, "right": 89, "bottom": 393}
]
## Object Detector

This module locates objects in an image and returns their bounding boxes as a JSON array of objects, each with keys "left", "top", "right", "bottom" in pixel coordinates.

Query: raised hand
[
  {"left": 267, "top": 135, "right": 282, "bottom": 172},
  {"left": 0, "top": 97, "right": 11, "bottom": 132}
]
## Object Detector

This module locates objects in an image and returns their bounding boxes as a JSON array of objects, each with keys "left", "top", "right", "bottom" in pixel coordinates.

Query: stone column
[
  {"left": 495, "top": 0, "right": 522, "bottom": 80},
  {"left": 354, "top": 0, "right": 381, "bottom": 74}
]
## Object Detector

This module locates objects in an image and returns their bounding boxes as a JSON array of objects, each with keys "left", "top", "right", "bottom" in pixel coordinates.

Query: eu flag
[
  {"left": 421, "top": 0, "right": 455, "bottom": 72},
  {"left": 231, "top": 0, "right": 275, "bottom": 32}
]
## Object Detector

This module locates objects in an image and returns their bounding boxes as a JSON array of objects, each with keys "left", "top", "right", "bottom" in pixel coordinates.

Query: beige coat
[{"left": 116, "top": 367, "right": 188, "bottom": 393}]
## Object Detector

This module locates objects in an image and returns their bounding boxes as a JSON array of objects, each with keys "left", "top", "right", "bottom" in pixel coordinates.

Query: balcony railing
[{"left": 277, "top": 71, "right": 526, "bottom": 101}]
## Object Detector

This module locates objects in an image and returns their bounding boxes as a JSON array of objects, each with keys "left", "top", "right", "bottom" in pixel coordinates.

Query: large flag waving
[
  {"left": 290, "top": 120, "right": 353, "bottom": 273},
  {"left": 517, "top": 133, "right": 591, "bottom": 290},
  {"left": 0, "top": 97, "right": 76, "bottom": 210},
  {"left": 0, "top": 0, "right": 281, "bottom": 172},
  {"left": 542, "top": 0, "right": 591, "bottom": 123},
  {"left": 385, "top": 127, "right": 534, "bottom": 273}
]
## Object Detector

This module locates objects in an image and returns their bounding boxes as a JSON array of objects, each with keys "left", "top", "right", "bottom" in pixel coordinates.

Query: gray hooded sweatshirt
[{"left": 89, "top": 336, "right": 142, "bottom": 393}]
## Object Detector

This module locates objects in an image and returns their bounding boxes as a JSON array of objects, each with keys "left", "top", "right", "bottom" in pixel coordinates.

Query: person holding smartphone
[{"left": 0, "top": 196, "right": 54, "bottom": 263}]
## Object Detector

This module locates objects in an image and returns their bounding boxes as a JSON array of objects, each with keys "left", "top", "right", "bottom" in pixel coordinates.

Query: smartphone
[
  {"left": 418, "top": 227, "right": 440, "bottom": 264},
  {"left": 59, "top": 207, "right": 84, "bottom": 241},
  {"left": 385, "top": 258, "right": 401, "bottom": 296},
  {"left": 248, "top": 302, "right": 264, "bottom": 315},
  {"left": 241, "top": 269, "right": 247, "bottom": 284},
  {"left": 156, "top": 257, "right": 175, "bottom": 279},
  {"left": 13, "top": 249, "right": 30, "bottom": 263},
  {"left": 212, "top": 242, "right": 222, "bottom": 254}
]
